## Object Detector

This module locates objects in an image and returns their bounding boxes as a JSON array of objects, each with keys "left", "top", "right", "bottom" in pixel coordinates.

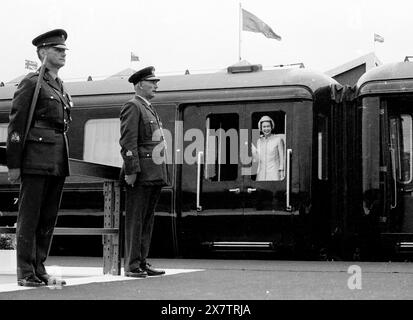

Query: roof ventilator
[{"left": 227, "top": 64, "right": 262, "bottom": 74}]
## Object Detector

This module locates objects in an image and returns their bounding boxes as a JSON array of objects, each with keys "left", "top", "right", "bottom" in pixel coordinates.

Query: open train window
[
  {"left": 204, "top": 113, "right": 239, "bottom": 181},
  {"left": 317, "top": 114, "right": 328, "bottom": 180},
  {"left": 250, "top": 111, "right": 286, "bottom": 181},
  {"left": 0, "top": 123, "right": 7, "bottom": 172},
  {"left": 390, "top": 114, "right": 412, "bottom": 184},
  {"left": 83, "top": 118, "right": 122, "bottom": 167}
]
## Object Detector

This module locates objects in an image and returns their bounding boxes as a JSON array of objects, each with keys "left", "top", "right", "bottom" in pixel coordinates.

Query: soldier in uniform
[
  {"left": 6, "top": 29, "right": 72, "bottom": 287},
  {"left": 120, "top": 66, "right": 168, "bottom": 277}
]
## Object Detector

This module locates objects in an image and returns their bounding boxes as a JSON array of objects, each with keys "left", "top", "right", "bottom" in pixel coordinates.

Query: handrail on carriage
[{"left": 0, "top": 146, "right": 123, "bottom": 275}]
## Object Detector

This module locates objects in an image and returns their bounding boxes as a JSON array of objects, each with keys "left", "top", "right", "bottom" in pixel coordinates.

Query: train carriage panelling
[
  {"left": 355, "top": 61, "right": 413, "bottom": 259},
  {"left": 1, "top": 65, "right": 343, "bottom": 258},
  {"left": 147, "top": 103, "right": 178, "bottom": 256},
  {"left": 178, "top": 95, "right": 316, "bottom": 255},
  {"left": 0, "top": 110, "right": 20, "bottom": 216}
]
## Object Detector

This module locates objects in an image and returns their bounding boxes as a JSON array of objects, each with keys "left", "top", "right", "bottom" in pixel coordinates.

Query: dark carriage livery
[
  {"left": 311, "top": 59, "right": 413, "bottom": 260},
  {"left": 354, "top": 61, "right": 413, "bottom": 258},
  {"left": 2, "top": 61, "right": 411, "bottom": 260}
]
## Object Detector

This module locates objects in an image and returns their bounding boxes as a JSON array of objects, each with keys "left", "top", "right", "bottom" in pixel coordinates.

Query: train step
[{"left": 202, "top": 241, "right": 274, "bottom": 250}]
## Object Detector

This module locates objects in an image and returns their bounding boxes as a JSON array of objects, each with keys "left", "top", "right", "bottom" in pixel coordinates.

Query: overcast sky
[{"left": 1, "top": 0, "right": 412, "bottom": 82}]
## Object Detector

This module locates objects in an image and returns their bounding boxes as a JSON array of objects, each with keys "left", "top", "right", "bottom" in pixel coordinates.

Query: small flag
[
  {"left": 25, "top": 59, "right": 38, "bottom": 70},
  {"left": 130, "top": 52, "right": 140, "bottom": 62},
  {"left": 374, "top": 33, "right": 384, "bottom": 43},
  {"left": 242, "top": 9, "right": 281, "bottom": 40}
]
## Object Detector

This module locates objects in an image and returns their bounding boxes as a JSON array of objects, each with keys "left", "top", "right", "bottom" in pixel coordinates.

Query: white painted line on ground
[
  {"left": 0, "top": 267, "right": 204, "bottom": 293},
  {"left": 0, "top": 283, "right": 34, "bottom": 293}
]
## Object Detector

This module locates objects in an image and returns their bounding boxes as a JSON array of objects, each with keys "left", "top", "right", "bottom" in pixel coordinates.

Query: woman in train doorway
[{"left": 252, "top": 115, "right": 285, "bottom": 181}]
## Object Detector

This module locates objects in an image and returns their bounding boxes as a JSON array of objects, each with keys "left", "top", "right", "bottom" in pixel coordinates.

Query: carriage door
[
  {"left": 388, "top": 100, "right": 413, "bottom": 233},
  {"left": 181, "top": 104, "right": 245, "bottom": 243},
  {"left": 242, "top": 101, "right": 307, "bottom": 243}
]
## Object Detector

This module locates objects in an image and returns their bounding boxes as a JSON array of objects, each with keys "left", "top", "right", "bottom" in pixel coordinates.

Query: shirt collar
[{"left": 135, "top": 95, "right": 151, "bottom": 106}]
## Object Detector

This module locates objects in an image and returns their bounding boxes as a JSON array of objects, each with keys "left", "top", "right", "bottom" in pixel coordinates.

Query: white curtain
[
  {"left": 0, "top": 124, "right": 7, "bottom": 172},
  {"left": 83, "top": 119, "right": 122, "bottom": 167}
]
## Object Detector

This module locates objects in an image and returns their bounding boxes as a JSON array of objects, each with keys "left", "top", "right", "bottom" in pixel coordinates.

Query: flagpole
[{"left": 239, "top": 1, "right": 242, "bottom": 61}]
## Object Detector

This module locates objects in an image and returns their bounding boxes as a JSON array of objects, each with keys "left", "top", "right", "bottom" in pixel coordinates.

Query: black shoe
[
  {"left": 37, "top": 273, "right": 66, "bottom": 286},
  {"left": 125, "top": 268, "right": 148, "bottom": 278},
  {"left": 141, "top": 263, "right": 165, "bottom": 276},
  {"left": 17, "top": 275, "right": 44, "bottom": 287}
]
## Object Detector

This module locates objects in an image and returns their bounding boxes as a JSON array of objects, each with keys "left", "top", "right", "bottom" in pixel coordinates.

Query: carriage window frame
[
  {"left": 317, "top": 114, "right": 328, "bottom": 181},
  {"left": 204, "top": 113, "right": 239, "bottom": 182},
  {"left": 391, "top": 114, "right": 413, "bottom": 184},
  {"left": 250, "top": 110, "right": 286, "bottom": 181}
]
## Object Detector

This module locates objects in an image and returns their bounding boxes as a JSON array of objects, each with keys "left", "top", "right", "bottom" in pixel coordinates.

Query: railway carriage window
[
  {"left": 204, "top": 113, "right": 239, "bottom": 181},
  {"left": 0, "top": 123, "right": 7, "bottom": 172},
  {"left": 83, "top": 118, "right": 122, "bottom": 167},
  {"left": 401, "top": 115, "right": 412, "bottom": 183},
  {"left": 250, "top": 111, "right": 286, "bottom": 181},
  {"left": 390, "top": 115, "right": 412, "bottom": 183},
  {"left": 317, "top": 115, "right": 328, "bottom": 180}
]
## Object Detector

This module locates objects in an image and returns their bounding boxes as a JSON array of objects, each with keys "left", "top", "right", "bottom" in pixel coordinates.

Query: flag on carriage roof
[
  {"left": 24, "top": 59, "right": 38, "bottom": 70},
  {"left": 130, "top": 52, "right": 140, "bottom": 62},
  {"left": 242, "top": 9, "right": 281, "bottom": 40},
  {"left": 374, "top": 33, "right": 384, "bottom": 43}
]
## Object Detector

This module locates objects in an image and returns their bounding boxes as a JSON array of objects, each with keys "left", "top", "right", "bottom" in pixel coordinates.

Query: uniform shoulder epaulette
[
  {"left": 26, "top": 72, "right": 39, "bottom": 80},
  {"left": 127, "top": 98, "right": 141, "bottom": 106},
  {"left": 14, "top": 72, "right": 39, "bottom": 87}
]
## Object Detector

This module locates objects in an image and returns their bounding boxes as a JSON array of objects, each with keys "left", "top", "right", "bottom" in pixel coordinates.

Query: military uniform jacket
[
  {"left": 6, "top": 70, "right": 72, "bottom": 176},
  {"left": 119, "top": 96, "right": 168, "bottom": 185}
]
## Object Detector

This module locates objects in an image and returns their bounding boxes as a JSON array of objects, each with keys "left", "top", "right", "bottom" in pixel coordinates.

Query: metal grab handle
[
  {"left": 286, "top": 149, "right": 292, "bottom": 211},
  {"left": 229, "top": 188, "right": 241, "bottom": 194},
  {"left": 390, "top": 148, "right": 397, "bottom": 209},
  {"left": 196, "top": 151, "right": 203, "bottom": 211},
  {"left": 247, "top": 188, "right": 256, "bottom": 193}
]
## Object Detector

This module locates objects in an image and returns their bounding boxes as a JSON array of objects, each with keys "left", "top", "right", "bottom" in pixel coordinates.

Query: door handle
[
  {"left": 196, "top": 151, "right": 203, "bottom": 211},
  {"left": 247, "top": 188, "right": 257, "bottom": 193},
  {"left": 286, "top": 149, "right": 292, "bottom": 211},
  {"left": 390, "top": 148, "right": 398, "bottom": 209},
  {"left": 229, "top": 188, "right": 241, "bottom": 194}
]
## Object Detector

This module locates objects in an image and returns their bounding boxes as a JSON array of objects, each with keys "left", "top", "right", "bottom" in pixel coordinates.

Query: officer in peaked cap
[
  {"left": 6, "top": 29, "right": 72, "bottom": 287},
  {"left": 32, "top": 28, "right": 68, "bottom": 49},
  {"left": 120, "top": 66, "right": 168, "bottom": 278},
  {"left": 128, "top": 66, "right": 160, "bottom": 85}
]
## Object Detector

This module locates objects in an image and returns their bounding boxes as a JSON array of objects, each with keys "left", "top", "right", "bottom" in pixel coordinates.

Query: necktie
[{"left": 56, "top": 77, "right": 64, "bottom": 92}]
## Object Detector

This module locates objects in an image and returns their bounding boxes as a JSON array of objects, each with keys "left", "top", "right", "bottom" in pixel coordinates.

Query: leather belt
[
  {"left": 138, "top": 140, "right": 162, "bottom": 146},
  {"left": 33, "top": 120, "right": 67, "bottom": 133}
]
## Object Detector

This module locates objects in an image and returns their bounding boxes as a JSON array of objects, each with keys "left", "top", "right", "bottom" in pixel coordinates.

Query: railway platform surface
[{"left": 1, "top": 256, "right": 413, "bottom": 300}]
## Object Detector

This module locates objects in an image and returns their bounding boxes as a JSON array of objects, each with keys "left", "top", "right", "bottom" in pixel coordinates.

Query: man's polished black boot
[
  {"left": 17, "top": 275, "right": 44, "bottom": 287},
  {"left": 125, "top": 268, "right": 148, "bottom": 278},
  {"left": 141, "top": 262, "right": 165, "bottom": 276}
]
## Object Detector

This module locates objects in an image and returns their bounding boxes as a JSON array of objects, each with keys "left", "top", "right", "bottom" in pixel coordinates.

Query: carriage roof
[
  {"left": 357, "top": 61, "right": 413, "bottom": 96},
  {"left": 0, "top": 66, "right": 337, "bottom": 103}
]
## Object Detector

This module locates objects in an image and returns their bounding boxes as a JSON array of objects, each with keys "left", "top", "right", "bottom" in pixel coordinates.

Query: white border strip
[{"left": 0, "top": 267, "right": 203, "bottom": 293}]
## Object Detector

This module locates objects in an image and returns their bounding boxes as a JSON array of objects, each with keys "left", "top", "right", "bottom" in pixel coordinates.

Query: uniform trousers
[
  {"left": 16, "top": 174, "right": 65, "bottom": 280},
  {"left": 124, "top": 184, "right": 162, "bottom": 272}
]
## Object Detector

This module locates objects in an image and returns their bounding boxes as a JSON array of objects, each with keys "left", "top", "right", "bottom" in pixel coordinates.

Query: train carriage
[
  {"left": 0, "top": 63, "right": 343, "bottom": 258},
  {"left": 355, "top": 61, "right": 413, "bottom": 258},
  {"left": 174, "top": 66, "right": 338, "bottom": 256}
]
